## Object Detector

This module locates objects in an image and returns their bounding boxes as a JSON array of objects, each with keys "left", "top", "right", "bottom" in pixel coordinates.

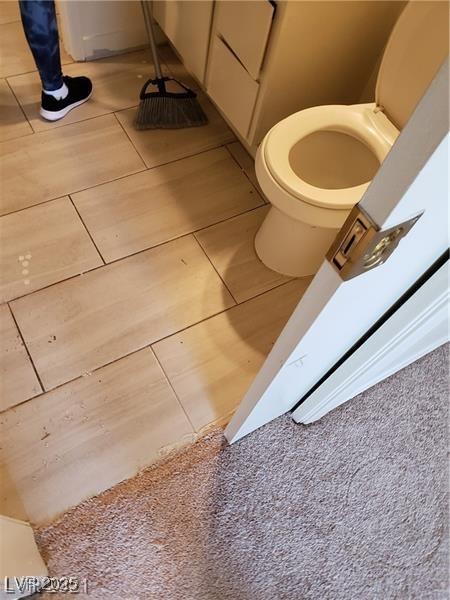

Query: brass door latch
[{"left": 326, "top": 205, "right": 422, "bottom": 281}]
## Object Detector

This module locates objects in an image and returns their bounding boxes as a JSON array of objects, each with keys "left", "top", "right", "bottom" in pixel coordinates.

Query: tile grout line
[
  {"left": 5, "top": 78, "right": 36, "bottom": 134},
  {"left": 112, "top": 112, "right": 149, "bottom": 169},
  {"left": 0, "top": 129, "right": 34, "bottom": 144},
  {"left": 112, "top": 111, "right": 235, "bottom": 171},
  {"left": 0, "top": 140, "right": 234, "bottom": 220},
  {"left": 28, "top": 109, "right": 135, "bottom": 135},
  {"left": 0, "top": 388, "right": 43, "bottom": 415},
  {"left": 2, "top": 202, "right": 266, "bottom": 305},
  {"left": 118, "top": 141, "right": 237, "bottom": 172},
  {"left": 0, "top": 277, "right": 302, "bottom": 417},
  {"left": 6, "top": 302, "right": 45, "bottom": 393},
  {"left": 0, "top": 18, "right": 21, "bottom": 26},
  {"left": 90, "top": 202, "right": 264, "bottom": 267},
  {"left": 0, "top": 169, "right": 148, "bottom": 218},
  {"left": 68, "top": 194, "right": 106, "bottom": 265},
  {"left": 0, "top": 305, "right": 237, "bottom": 414},
  {"left": 149, "top": 346, "right": 198, "bottom": 434},
  {"left": 6, "top": 267, "right": 99, "bottom": 305},
  {"left": 3, "top": 46, "right": 162, "bottom": 137},
  {"left": 1, "top": 58, "right": 74, "bottom": 83},
  {"left": 0, "top": 42, "right": 171, "bottom": 101},
  {"left": 2, "top": 43, "right": 154, "bottom": 85},
  {"left": 224, "top": 143, "right": 267, "bottom": 203},
  {"left": 25, "top": 94, "right": 169, "bottom": 136},
  {"left": 169, "top": 276, "right": 302, "bottom": 323},
  {"left": 192, "top": 233, "right": 239, "bottom": 305}
]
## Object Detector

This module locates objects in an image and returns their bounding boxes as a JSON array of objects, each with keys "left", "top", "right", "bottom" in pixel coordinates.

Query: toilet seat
[{"left": 263, "top": 103, "right": 398, "bottom": 212}]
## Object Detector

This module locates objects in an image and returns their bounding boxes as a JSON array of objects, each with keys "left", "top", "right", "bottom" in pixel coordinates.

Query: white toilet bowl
[
  {"left": 254, "top": 1, "right": 449, "bottom": 278},
  {"left": 255, "top": 103, "right": 398, "bottom": 276}
]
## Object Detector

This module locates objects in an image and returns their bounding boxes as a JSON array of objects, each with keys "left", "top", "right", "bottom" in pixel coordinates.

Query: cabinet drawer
[
  {"left": 207, "top": 36, "right": 259, "bottom": 138},
  {"left": 215, "top": 0, "right": 274, "bottom": 79}
]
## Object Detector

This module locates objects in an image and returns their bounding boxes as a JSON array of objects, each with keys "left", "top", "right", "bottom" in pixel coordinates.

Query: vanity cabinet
[
  {"left": 154, "top": 0, "right": 406, "bottom": 153},
  {"left": 152, "top": 0, "right": 214, "bottom": 83},
  {"left": 207, "top": 0, "right": 274, "bottom": 139},
  {"left": 207, "top": 36, "right": 260, "bottom": 138},
  {"left": 213, "top": 0, "right": 274, "bottom": 80}
]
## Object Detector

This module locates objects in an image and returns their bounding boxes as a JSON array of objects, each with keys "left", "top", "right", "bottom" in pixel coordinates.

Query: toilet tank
[{"left": 376, "top": 1, "right": 450, "bottom": 130}]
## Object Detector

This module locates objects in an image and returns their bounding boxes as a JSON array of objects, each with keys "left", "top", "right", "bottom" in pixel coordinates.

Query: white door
[
  {"left": 292, "top": 256, "right": 448, "bottom": 424},
  {"left": 225, "top": 59, "right": 449, "bottom": 444}
]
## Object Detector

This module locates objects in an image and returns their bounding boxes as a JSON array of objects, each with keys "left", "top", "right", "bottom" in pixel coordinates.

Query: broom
[{"left": 134, "top": 0, "right": 208, "bottom": 130}]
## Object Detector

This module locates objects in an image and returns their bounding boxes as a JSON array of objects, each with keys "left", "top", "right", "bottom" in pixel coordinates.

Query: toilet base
[{"left": 255, "top": 206, "right": 339, "bottom": 277}]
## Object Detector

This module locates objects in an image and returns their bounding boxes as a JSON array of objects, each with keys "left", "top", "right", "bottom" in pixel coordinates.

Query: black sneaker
[{"left": 40, "top": 75, "right": 93, "bottom": 121}]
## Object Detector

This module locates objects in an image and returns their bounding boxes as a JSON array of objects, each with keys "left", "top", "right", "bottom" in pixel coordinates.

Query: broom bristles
[{"left": 134, "top": 94, "right": 208, "bottom": 130}]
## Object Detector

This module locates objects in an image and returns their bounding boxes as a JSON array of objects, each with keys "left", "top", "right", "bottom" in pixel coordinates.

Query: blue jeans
[{"left": 19, "top": 0, "right": 63, "bottom": 90}]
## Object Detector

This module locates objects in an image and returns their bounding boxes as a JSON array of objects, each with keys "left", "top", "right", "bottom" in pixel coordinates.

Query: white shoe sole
[{"left": 39, "top": 92, "right": 92, "bottom": 121}]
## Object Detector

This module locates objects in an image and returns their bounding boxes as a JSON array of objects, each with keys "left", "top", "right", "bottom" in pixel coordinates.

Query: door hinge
[{"left": 326, "top": 205, "right": 422, "bottom": 281}]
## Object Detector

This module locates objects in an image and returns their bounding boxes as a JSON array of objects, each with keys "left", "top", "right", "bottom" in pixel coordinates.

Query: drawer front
[
  {"left": 207, "top": 36, "right": 259, "bottom": 138},
  {"left": 215, "top": 0, "right": 274, "bottom": 79}
]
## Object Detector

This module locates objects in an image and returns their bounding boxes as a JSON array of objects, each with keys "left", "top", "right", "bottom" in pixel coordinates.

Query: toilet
[{"left": 255, "top": 1, "right": 449, "bottom": 277}]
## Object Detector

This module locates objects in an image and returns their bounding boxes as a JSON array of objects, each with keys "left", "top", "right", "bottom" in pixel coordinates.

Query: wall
[
  {"left": 0, "top": 515, "right": 47, "bottom": 600},
  {"left": 250, "top": 0, "right": 406, "bottom": 145},
  {"left": 58, "top": 0, "right": 165, "bottom": 61}
]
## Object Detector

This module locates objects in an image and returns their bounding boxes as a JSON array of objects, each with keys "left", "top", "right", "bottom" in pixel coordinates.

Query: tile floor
[{"left": 0, "top": 12, "right": 312, "bottom": 525}]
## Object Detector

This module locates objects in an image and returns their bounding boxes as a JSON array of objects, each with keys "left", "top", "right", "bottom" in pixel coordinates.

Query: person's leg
[
  {"left": 19, "top": 0, "right": 63, "bottom": 92},
  {"left": 19, "top": 0, "right": 92, "bottom": 121}
]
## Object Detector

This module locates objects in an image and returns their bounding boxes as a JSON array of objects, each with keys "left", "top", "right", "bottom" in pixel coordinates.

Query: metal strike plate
[{"left": 326, "top": 205, "right": 423, "bottom": 281}]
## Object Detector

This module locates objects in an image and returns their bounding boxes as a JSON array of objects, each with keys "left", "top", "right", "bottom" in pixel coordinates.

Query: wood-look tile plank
[
  {"left": 0, "top": 79, "right": 32, "bottom": 142},
  {"left": 0, "top": 463, "right": 28, "bottom": 522},
  {"left": 0, "top": 1, "right": 20, "bottom": 25},
  {"left": 0, "top": 348, "right": 194, "bottom": 525},
  {"left": 0, "top": 197, "right": 102, "bottom": 302},
  {"left": 10, "top": 235, "right": 235, "bottom": 390},
  {"left": 7, "top": 49, "right": 167, "bottom": 132},
  {"left": 0, "top": 304, "right": 41, "bottom": 411},
  {"left": 0, "top": 21, "right": 72, "bottom": 79},
  {"left": 196, "top": 206, "right": 292, "bottom": 303},
  {"left": 115, "top": 92, "right": 235, "bottom": 169},
  {"left": 0, "top": 114, "right": 145, "bottom": 216},
  {"left": 153, "top": 279, "right": 311, "bottom": 431},
  {"left": 73, "top": 147, "right": 263, "bottom": 263}
]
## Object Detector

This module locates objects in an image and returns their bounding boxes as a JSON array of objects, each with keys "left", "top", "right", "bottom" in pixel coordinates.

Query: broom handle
[{"left": 141, "top": 0, "right": 163, "bottom": 79}]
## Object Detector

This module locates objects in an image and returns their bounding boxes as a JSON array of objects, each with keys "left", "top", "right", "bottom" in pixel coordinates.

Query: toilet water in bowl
[{"left": 288, "top": 130, "right": 380, "bottom": 190}]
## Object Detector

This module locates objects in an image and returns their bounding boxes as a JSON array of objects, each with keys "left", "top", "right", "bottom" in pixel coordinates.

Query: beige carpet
[{"left": 36, "top": 344, "right": 449, "bottom": 599}]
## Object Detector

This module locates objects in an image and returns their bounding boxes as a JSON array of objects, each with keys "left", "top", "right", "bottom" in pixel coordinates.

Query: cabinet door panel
[
  {"left": 207, "top": 36, "right": 259, "bottom": 138},
  {"left": 153, "top": 1, "right": 213, "bottom": 83}
]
